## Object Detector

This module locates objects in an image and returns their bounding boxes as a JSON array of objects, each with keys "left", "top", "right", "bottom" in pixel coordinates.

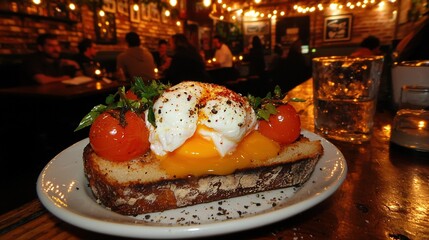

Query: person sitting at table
[
  {"left": 210, "top": 35, "right": 237, "bottom": 82},
  {"left": 22, "top": 33, "right": 81, "bottom": 85},
  {"left": 73, "top": 38, "right": 100, "bottom": 78},
  {"left": 152, "top": 39, "right": 171, "bottom": 73},
  {"left": 351, "top": 35, "right": 381, "bottom": 57},
  {"left": 163, "top": 33, "right": 210, "bottom": 85},
  {"left": 212, "top": 35, "right": 233, "bottom": 68},
  {"left": 116, "top": 31, "right": 156, "bottom": 82}
]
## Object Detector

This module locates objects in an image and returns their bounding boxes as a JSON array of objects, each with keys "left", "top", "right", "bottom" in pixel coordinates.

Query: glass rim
[
  {"left": 401, "top": 85, "right": 429, "bottom": 92},
  {"left": 395, "top": 60, "right": 429, "bottom": 67},
  {"left": 312, "top": 55, "right": 384, "bottom": 62}
]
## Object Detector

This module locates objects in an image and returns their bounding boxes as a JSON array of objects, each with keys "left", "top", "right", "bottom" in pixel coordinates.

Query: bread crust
[{"left": 84, "top": 136, "right": 323, "bottom": 215}]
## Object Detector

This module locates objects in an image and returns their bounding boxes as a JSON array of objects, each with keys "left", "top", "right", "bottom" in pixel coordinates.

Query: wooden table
[{"left": 1, "top": 80, "right": 428, "bottom": 240}]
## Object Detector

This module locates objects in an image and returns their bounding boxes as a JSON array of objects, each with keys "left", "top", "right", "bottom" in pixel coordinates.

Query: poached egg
[{"left": 145, "top": 81, "right": 280, "bottom": 177}]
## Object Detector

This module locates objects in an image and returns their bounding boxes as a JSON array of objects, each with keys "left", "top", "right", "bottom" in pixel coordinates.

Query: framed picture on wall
[
  {"left": 323, "top": 14, "right": 352, "bottom": 42},
  {"left": 243, "top": 20, "right": 271, "bottom": 51},
  {"left": 102, "top": 0, "right": 116, "bottom": 13},
  {"left": 161, "top": 8, "right": 169, "bottom": 24},
  {"left": 141, "top": 3, "right": 149, "bottom": 20},
  {"left": 149, "top": 3, "right": 160, "bottom": 22},
  {"left": 130, "top": 4, "right": 140, "bottom": 23},
  {"left": 117, "top": 0, "right": 129, "bottom": 16}
]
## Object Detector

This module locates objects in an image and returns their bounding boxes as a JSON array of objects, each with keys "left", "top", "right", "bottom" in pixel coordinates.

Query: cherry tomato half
[
  {"left": 89, "top": 110, "right": 150, "bottom": 161},
  {"left": 125, "top": 90, "right": 139, "bottom": 100},
  {"left": 258, "top": 104, "right": 301, "bottom": 145}
]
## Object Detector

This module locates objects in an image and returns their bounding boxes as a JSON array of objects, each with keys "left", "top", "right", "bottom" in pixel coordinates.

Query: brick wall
[
  {"left": 0, "top": 4, "right": 182, "bottom": 55},
  {"left": 0, "top": 2, "right": 415, "bottom": 55}
]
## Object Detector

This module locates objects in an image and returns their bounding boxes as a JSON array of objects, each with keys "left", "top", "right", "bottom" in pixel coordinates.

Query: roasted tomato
[
  {"left": 258, "top": 104, "right": 301, "bottom": 144},
  {"left": 125, "top": 90, "right": 139, "bottom": 100},
  {"left": 89, "top": 110, "right": 150, "bottom": 161}
]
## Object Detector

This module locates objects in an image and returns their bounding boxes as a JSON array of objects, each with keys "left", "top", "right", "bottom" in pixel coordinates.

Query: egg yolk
[{"left": 159, "top": 131, "right": 281, "bottom": 178}]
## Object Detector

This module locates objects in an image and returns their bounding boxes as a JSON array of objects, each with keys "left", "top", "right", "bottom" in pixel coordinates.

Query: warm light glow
[
  {"left": 154, "top": 68, "right": 159, "bottom": 73},
  {"left": 99, "top": 10, "right": 105, "bottom": 17},
  {"left": 217, "top": 0, "right": 222, "bottom": 3},
  {"left": 169, "top": 0, "right": 177, "bottom": 7},
  {"left": 239, "top": 55, "right": 243, "bottom": 61},
  {"left": 378, "top": 1, "right": 385, "bottom": 9},
  {"left": 418, "top": 121, "right": 426, "bottom": 129},
  {"left": 220, "top": 15, "right": 224, "bottom": 20},
  {"left": 176, "top": 21, "right": 181, "bottom": 26},
  {"left": 280, "top": 11, "right": 285, "bottom": 16},
  {"left": 95, "top": 69, "right": 101, "bottom": 75},
  {"left": 203, "top": 0, "right": 211, "bottom": 7},
  {"left": 222, "top": 3, "right": 226, "bottom": 8},
  {"left": 32, "top": 0, "right": 41, "bottom": 4},
  {"left": 232, "top": 15, "right": 236, "bottom": 20},
  {"left": 165, "top": 10, "right": 171, "bottom": 17},
  {"left": 69, "top": 3, "right": 76, "bottom": 10},
  {"left": 212, "top": 58, "right": 217, "bottom": 62},
  {"left": 133, "top": 4, "right": 139, "bottom": 11},
  {"left": 255, "top": 0, "right": 261, "bottom": 3}
]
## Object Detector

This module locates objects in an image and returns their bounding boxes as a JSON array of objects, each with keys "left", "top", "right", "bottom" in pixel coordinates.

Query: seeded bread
[{"left": 83, "top": 136, "right": 323, "bottom": 215}]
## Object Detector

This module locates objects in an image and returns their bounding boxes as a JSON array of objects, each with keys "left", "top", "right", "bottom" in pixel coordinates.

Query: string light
[{"left": 204, "top": 0, "right": 391, "bottom": 20}]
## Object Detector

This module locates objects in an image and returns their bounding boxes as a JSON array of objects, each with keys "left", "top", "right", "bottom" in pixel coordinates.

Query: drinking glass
[
  {"left": 390, "top": 85, "right": 429, "bottom": 151},
  {"left": 312, "top": 56, "right": 384, "bottom": 143}
]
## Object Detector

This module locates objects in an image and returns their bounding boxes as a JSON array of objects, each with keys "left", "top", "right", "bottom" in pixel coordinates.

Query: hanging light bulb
[
  {"left": 165, "top": 10, "right": 171, "bottom": 17},
  {"left": 32, "top": 0, "right": 41, "bottom": 4},
  {"left": 69, "top": 3, "right": 76, "bottom": 11},
  {"left": 170, "top": 0, "right": 177, "bottom": 7},
  {"left": 203, "top": 0, "right": 211, "bottom": 7},
  {"left": 133, "top": 4, "right": 139, "bottom": 11},
  {"left": 99, "top": 10, "right": 105, "bottom": 17}
]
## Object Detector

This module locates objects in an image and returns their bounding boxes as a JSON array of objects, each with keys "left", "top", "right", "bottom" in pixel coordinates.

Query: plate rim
[{"left": 37, "top": 129, "right": 347, "bottom": 239}]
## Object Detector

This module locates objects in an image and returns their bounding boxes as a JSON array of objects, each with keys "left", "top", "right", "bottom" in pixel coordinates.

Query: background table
[{"left": 0, "top": 79, "right": 428, "bottom": 240}]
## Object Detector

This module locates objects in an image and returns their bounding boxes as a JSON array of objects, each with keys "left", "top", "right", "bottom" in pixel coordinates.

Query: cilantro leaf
[
  {"left": 247, "top": 85, "right": 305, "bottom": 121},
  {"left": 74, "top": 104, "right": 107, "bottom": 131},
  {"left": 75, "top": 78, "right": 168, "bottom": 131}
]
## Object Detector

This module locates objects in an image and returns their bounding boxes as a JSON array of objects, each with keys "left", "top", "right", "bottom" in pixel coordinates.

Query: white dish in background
[{"left": 37, "top": 130, "right": 347, "bottom": 239}]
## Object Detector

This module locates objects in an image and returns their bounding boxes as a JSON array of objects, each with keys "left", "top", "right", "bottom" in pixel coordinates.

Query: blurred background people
[
  {"left": 275, "top": 40, "right": 311, "bottom": 92},
  {"left": 267, "top": 44, "right": 284, "bottom": 83},
  {"left": 152, "top": 39, "right": 171, "bottom": 73},
  {"left": 248, "top": 36, "right": 266, "bottom": 78},
  {"left": 116, "top": 31, "right": 156, "bottom": 82},
  {"left": 212, "top": 35, "right": 233, "bottom": 68},
  {"left": 351, "top": 35, "right": 381, "bottom": 57},
  {"left": 211, "top": 35, "right": 237, "bottom": 82},
  {"left": 74, "top": 38, "right": 100, "bottom": 78},
  {"left": 22, "top": 33, "right": 81, "bottom": 85},
  {"left": 163, "top": 33, "right": 209, "bottom": 85}
]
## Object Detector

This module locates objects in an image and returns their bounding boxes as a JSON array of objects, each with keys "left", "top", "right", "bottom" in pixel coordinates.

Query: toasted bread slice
[{"left": 84, "top": 136, "right": 323, "bottom": 215}]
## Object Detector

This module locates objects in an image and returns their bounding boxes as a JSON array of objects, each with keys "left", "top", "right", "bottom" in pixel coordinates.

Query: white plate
[{"left": 37, "top": 130, "right": 347, "bottom": 239}]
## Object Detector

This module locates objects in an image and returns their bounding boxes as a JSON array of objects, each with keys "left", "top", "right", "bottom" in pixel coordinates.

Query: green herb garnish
[
  {"left": 74, "top": 78, "right": 169, "bottom": 131},
  {"left": 247, "top": 85, "right": 306, "bottom": 121}
]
